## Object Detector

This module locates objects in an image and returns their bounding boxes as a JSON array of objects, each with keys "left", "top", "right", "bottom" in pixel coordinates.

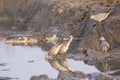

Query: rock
[
  {"left": 0, "top": 77, "right": 13, "bottom": 80},
  {"left": 30, "top": 72, "right": 117, "bottom": 80},
  {"left": 30, "top": 74, "right": 49, "bottom": 80},
  {"left": 95, "top": 73, "right": 113, "bottom": 80}
]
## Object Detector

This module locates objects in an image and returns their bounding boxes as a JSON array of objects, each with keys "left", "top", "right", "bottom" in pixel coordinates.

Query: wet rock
[
  {"left": 95, "top": 73, "right": 113, "bottom": 80},
  {"left": 30, "top": 72, "right": 117, "bottom": 80},
  {"left": 2, "top": 69, "right": 10, "bottom": 71},
  {"left": 28, "top": 60, "right": 35, "bottom": 63},
  {"left": 57, "top": 71, "right": 84, "bottom": 80},
  {"left": 84, "top": 73, "right": 115, "bottom": 80},
  {"left": 30, "top": 74, "right": 50, "bottom": 80},
  {"left": 57, "top": 71, "right": 73, "bottom": 80},
  {"left": 72, "top": 71, "right": 85, "bottom": 78},
  {"left": 0, "top": 77, "right": 12, "bottom": 80},
  {"left": 0, "top": 63, "right": 7, "bottom": 66},
  {"left": 30, "top": 71, "right": 85, "bottom": 80}
]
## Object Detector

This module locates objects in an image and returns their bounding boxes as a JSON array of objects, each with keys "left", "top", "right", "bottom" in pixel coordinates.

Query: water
[{"left": 0, "top": 42, "right": 100, "bottom": 80}]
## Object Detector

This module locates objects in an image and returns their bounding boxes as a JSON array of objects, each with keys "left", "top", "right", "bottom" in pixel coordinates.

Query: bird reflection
[
  {"left": 45, "top": 35, "right": 73, "bottom": 73},
  {"left": 45, "top": 54, "right": 72, "bottom": 73},
  {"left": 84, "top": 59, "right": 111, "bottom": 73},
  {"left": 103, "top": 61, "right": 110, "bottom": 72}
]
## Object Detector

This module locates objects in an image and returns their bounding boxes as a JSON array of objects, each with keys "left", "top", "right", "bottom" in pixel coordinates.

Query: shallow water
[{"left": 0, "top": 42, "right": 100, "bottom": 80}]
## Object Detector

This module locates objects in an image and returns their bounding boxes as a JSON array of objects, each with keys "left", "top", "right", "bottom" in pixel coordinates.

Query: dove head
[
  {"left": 100, "top": 37, "right": 105, "bottom": 41},
  {"left": 90, "top": 15, "right": 95, "bottom": 19}
]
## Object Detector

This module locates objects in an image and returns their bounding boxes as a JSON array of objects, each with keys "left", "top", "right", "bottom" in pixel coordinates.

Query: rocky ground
[
  {"left": 0, "top": 0, "right": 120, "bottom": 80},
  {"left": 30, "top": 72, "right": 116, "bottom": 80},
  {"left": 0, "top": 0, "right": 120, "bottom": 53}
]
